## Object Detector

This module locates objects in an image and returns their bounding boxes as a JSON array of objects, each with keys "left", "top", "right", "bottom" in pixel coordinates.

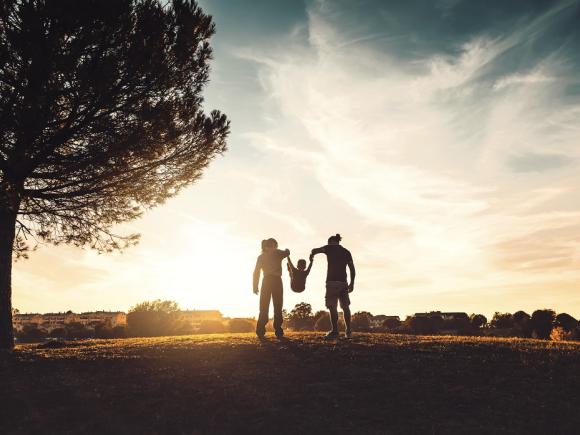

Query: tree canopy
[{"left": 0, "top": 0, "right": 228, "bottom": 349}]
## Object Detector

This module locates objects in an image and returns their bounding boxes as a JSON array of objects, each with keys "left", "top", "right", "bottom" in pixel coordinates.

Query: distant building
[
  {"left": 413, "top": 311, "right": 469, "bottom": 321},
  {"left": 178, "top": 310, "right": 223, "bottom": 330},
  {"left": 440, "top": 312, "right": 469, "bottom": 321},
  {"left": 13, "top": 314, "right": 43, "bottom": 332},
  {"left": 78, "top": 311, "right": 127, "bottom": 328},
  {"left": 13, "top": 311, "right": 127, "bottom": 332},
  {"left": 370, "top": 315, "right": 400, "bottom": 328}
]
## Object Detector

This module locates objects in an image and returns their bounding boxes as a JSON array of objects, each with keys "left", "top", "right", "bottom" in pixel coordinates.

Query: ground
[{"left": 1, "top": 332, "right": 579, "bottom": 434}]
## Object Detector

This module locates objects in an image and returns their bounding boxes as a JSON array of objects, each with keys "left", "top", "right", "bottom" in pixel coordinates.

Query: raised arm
[
  {"left": 287, "top": 256, "right": 295, "bottom": 277},
  {"left": 306, "top": 257, "right": 314, "bottom": 274},
  {"left": 347, "top": 259, "right": 356, "bottom": 292},
  {"left": 311, "top": 246, "right": 326, "bottom": 256},
  {"left": 253, "top": 256, "right": 262, "bottom": 294}
]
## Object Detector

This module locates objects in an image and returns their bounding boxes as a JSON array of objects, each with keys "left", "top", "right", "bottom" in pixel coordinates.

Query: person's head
[
  {"left": 261, "top": 239, "right": 269, "bottom": 252},
  {"left": 297, "top": 259, "right": 307, "bottom": 270},
  {"left": 267, "top": 238, "right": 278, "bottom": 249},
  {"left": 328, "top": 233, "right": 342, "bottom": 245}
]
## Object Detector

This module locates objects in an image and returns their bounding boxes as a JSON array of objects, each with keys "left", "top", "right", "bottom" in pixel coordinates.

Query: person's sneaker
[
  {"left": 275, "top": 330, "right": 284, "bottom": 339},
  {"left": 345, "top": 329, "right": 352, "bottom": 339},
  {"left": 324, "top": 331, "right": 339, "bottom": 340}
]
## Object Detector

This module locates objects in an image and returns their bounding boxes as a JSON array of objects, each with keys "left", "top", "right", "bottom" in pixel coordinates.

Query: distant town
[
  {"left": 13, "top": 309, "right": 223, "bottom": 334},
  {"left": 12, "top": 305, "right": 578, "bottom": 343}
]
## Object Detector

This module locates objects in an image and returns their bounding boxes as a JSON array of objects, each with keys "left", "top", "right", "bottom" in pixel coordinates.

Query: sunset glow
[{"left": 12, "top": 0, "right": 580, "bottom": 319}]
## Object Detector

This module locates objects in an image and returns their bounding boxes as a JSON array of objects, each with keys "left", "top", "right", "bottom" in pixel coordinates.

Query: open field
[{"left": 1, "top": 332, "right": 579, "bottom": 434}]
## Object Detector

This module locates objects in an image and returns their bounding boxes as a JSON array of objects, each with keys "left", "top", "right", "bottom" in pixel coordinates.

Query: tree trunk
[{"left": 0, "top": 205, "right": 17, "bottom": 350}]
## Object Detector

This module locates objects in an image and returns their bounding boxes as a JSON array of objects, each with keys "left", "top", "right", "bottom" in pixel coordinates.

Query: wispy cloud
[{"left": 238, "top": 0, "right": 580, "bottom": 314}]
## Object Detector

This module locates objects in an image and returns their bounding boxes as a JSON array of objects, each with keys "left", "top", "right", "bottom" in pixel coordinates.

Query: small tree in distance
[
  {"left": 383, "top": 317, "right": 401, "bottom": 330},
  {"left": 287, "top": 303, "right": 314, "bottom": 331},
  {"left": 351, "top": 311, "right": 373, "bottom": 332},
  {"left": 0, "top": 0, "right": 229, "bottom": 349},
  {"left": 490, "top": 312, "right": 514, "bottom": 329},
  {"left": 228, "top": 318, "right": 255, "bottom": 333},
  {"left": 127, "top": 299, "right": 180, "bottom": 337},
  {"left": 470, "top": 314, "right": 487, "bottom": 330},
  {"left": 531, "top": 309, "right": 556, "bottom": 339}
]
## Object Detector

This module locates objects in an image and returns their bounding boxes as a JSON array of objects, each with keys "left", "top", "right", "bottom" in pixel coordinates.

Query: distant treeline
[
  {"left": 14, "top": 300, "right": 579, "bottom": 342},
  {"left": 15, "top": 300, "right": 257, "bottom": 342},
  {"left": 283, "top": 303, "right": 579, "bottom": 342}
]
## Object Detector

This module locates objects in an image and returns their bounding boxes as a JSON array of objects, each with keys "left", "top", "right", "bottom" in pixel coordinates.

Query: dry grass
[{"left": 1, "top": 332, "right": 579, "bottom": 434}]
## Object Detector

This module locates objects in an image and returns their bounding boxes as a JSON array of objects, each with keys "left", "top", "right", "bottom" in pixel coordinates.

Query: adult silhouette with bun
[
  {"left": 253, "top": 238, "right": 290, "bottom": 338},
  {"left": 311, "top": 234, "right": 356, "bottom": 339}
]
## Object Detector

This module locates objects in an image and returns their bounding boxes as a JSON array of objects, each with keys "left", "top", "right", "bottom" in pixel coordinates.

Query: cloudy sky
[{"left": 13, "top": 0, "right": 580, "bottom": 319}]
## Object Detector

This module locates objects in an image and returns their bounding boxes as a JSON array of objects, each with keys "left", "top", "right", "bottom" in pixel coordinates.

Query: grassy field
[{"left": 1, "top": 332, "right": 579, "bottom": 434}]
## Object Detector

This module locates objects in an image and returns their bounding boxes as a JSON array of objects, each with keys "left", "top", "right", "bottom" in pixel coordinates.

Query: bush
[
  {"left": 287, "top": 303, "right": 315, "bottom": 331},
  {"left": 554, "top": 313, "right": 578, "bottom": 332},
  {"left": 490, "top": 312, "right": 514, "bottom": 329},
  {"left": 111, "top": 326, "right": 127, "bottom": 338},
  {"left": 531, "top": 309, "right": 555, "bottom": 339},
  {"left": 351, "top": 312, "right": 373, "bottom": 332},
  {"left": 470, "top": 314, "right": 487, "bottom": 329},
  {"left": 127, "top": 311, "right": 177, "bottom": 337},
  {"left": 228, "top": 318, "right": 255, "bottom": 333},
  {"left": 442, "top": 314, "right": 471, "bottom": 334},
  {"left": 512, "top": 311, "right": 531, "bottom": 337},
  {"left": 16, "top": 325, "right": 48, "bottom": 343},
  {"left": 126, "top": 299, "right": 182, "bottom": 337},
  {"left": 314, "top": 313, "right": 345, "bottom": 332},
  {"left": 550, "top": 326, "right": 579, "bottom": 342},
  {"left": 198, "top": 320, "right": 227, "bottom": 334},
  {"left": 65, "top": 322, "right": 93, "bottom": 339},
  {"left": 410, "top": 315, "right": 443, "bottom": 334},
  {"left": 49, "top": 328, "right": 67, "bottom": 339},
  {"left": 382, "top": 317, "right": 401, "bottom": 330}
]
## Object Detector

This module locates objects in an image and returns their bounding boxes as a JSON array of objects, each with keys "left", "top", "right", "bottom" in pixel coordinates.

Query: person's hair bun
[{"left": 335, "top": 234, "right": 342, "bottom": 240}]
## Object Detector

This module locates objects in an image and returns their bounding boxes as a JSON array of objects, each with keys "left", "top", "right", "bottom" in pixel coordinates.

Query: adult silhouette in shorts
[{"left": 311, "top": 234, "right": 356, "bottom": 339}]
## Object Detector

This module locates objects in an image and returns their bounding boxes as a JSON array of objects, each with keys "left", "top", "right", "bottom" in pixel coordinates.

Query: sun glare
[{"left": 153, "top": 223, "right": 255, "bottom": 317}]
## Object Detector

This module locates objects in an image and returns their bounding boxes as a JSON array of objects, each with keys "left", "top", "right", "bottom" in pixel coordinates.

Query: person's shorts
[{"left": 325, "top": 281, "right": 350, "bottom": 309}]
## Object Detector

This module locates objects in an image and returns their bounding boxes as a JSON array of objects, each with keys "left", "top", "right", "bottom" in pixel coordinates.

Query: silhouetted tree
[
  {"left": 554, "top": 313, "right": 578, "bottom": 332},
  {"left": 127, "top": 299, "right": 180, "bottom": 336},
  {"left": 530, "top": 309, "right": 556, "bottom": 339},
  {"left": 0, "top": 0, "right": 229, "bottom": 349},
  {"left": 410, "top": 315, "right": 443, "bottom": 334},
  {"left": 512, "top": 311, "right": 531, "bottom": 337},
  {"left": 228, "top": 318, "right": 255, "bottom": 333},
  {"left": 470, "top": 314, "right": 487, "bottom": 329},
  {"left": 382, "top": 317, "right": 402, "bottom": 330},
  {"left": 351, "top": 311, "right": 373, "bottom": 332},
  {"left": 490, "top": 312, "right": 514, "bottom": 329},
  {"left": 130, "top": 300, "right": 179, "bottom": 314},
  {"left": 314, "top": 313, "right": 345, "bottom": 332},
  {"left": 442, "top": 313, "right": 470, "bottom": 333},
  {"left": 287, "top": 302, "right": 314, "bottom": 331}
]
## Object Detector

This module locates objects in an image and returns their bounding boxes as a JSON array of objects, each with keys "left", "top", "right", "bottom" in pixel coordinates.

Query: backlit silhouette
[
  {"left": 311, "top": 234, "right": 356, "bottom": 339},
  {"left": 287, "top": 256, "right": 313, "bottom": 293},
  {"left": 253, "top": 238, "right": 290, "bottom": 338}
]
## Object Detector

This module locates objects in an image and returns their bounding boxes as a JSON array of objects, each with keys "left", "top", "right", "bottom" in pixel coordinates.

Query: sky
[{"left": 13, "top": 0, "right": 580, "bottom": 319}]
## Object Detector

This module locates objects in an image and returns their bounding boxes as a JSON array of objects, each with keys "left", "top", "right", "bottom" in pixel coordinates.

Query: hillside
[{"left": 1, "top": 333, "right": 579, "bottom": 434}]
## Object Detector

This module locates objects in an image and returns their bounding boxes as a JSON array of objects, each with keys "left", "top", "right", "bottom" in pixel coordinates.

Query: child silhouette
[{"left": 287, "top": 254, "right": 313, "bottom": 293}]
